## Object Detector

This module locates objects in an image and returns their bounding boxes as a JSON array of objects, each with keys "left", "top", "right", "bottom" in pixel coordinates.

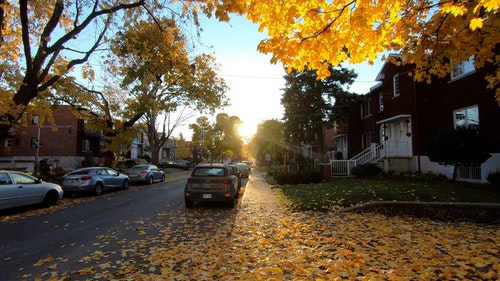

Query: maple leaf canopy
[{"left": 186, "top": 0, "right": 500, "bottom": 103}]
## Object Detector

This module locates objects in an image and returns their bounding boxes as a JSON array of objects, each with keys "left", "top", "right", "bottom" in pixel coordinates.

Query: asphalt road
[{"left": 0, "top": 175, "right": 249, "bottom": 280}]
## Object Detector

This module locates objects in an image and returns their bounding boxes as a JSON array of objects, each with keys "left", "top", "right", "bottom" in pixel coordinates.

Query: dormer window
[
  {"left": 451, "top": 56, "right": 475, "bottom": 80},
  {"left": 393, "top": 74, "right": 400, "bottom": 97}
]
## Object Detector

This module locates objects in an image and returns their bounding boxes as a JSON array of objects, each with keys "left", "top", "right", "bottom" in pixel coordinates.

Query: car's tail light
[
  {"left": 187, "top": 178, "right": 193, "bottom": 183},
  {"left": 139, "top": 171, "right": 148, "bottom": 175},
  {"left": 223, "top": 179, "right": 231, "bottom": 185},
  {"left": 80, "top": 176, "right": 92, "bottom": 181}
]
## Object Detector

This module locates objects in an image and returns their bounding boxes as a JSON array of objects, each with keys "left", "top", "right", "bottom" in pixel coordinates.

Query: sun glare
[{"left": 238, "top": 123, "right": 257, "bottom": 139}]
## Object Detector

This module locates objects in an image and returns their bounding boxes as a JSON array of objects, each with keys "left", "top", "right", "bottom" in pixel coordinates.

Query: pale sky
[{"left": 174, "top": 15, "right": 384, "bottom": 140}]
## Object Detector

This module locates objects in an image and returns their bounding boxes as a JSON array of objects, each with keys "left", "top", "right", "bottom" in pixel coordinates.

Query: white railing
[
  {"left": 330, "top": 143, "right": 385, "bottom": 176},
  {"left": 457, "top": 165, "right": 482, "bottom": 180}
]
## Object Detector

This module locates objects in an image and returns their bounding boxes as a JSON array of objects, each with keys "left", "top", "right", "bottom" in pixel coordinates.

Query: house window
[
  {"left": 362, "top": 132, "right": 373, "bottom": 150},
  {"left": 393, "top": 74, "right": 400, "bottom": 97},
  {"left": 82, "top": 139, "right": 90, "bottom": 152},
  {"left": 4, "top": 139, "right": 12, "bottom": 147},
  {"left": 451, "top": 57, "right": 475, "bottom": 80},
  {"left": 361, "top": 99, "right": 372, "bottom": 118},
  {"left": 32, "top": 115, "right": 39, "bottom": 125},
  {"left": 454, "top": 105, "right": 479, "bottom": 129},
  {"left": 378, "top": 92, "right": 384, "bottom": 112}
]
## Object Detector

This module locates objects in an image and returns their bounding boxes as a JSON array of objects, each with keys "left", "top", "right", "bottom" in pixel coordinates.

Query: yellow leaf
[
  {"left": 33, "top": 256, "right": 54, "bottom": 266},
  {"left": 469, "top": 18, "right": 483, "bottom": 30}
]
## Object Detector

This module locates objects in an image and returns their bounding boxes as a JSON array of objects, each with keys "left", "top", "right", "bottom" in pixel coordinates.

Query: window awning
[{"left": 376, "top": 114, "right": 411, "bottom": 124}]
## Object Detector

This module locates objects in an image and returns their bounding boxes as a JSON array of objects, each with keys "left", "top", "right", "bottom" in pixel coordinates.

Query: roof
[{"left": 375, "top": 53, "right": 403, "bottom": 81}]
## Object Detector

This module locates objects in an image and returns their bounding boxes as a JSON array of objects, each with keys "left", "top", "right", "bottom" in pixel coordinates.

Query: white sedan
[{"left": 0, "top": 170, "right": 64, "bottom": 210}]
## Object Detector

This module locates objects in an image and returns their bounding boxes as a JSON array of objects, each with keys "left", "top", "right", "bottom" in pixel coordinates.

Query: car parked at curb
[
  {"left": 0, "top": 170, "right": 63, "bottom": 210},
  {"left": 184, "top": 163, "right": 240, "bottom": 208},
  {"left": 60, "top": 167, "right": 129, "bottom": 196},
  {"left": 234, "top": 162, "right": 250, "bottom": 178},
  {"left": 124, "top": 165, "right": 165, "bottom": 185}
]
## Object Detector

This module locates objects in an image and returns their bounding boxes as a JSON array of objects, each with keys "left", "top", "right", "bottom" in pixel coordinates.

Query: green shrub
[
  {"left": 487, "top": 171, "right": 500, "bottom": 187},
  {"left": 351, "top": 163, "right": 382, "bottom": 178}
]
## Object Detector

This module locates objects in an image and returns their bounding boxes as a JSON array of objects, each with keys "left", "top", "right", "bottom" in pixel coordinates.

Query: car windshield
[
  {"left": 193, "top": 167, "right": 226, "bottom": 177},
  {"left": 236, "top": 164, "right": 248, "bottom": 169}
]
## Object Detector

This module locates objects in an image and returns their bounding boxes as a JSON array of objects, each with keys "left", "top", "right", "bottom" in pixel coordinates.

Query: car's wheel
[
  {"left": 122, "top": 180, "right": 129, "bottom": 190},
  {"left": 185, "top": 200, "right": 194, "bottom": 208},
  {"left": 148, "top": 176, "right": 154, "bottom": 185},
  {"left": 161, "top": 175, "right": 165, "bottom": 182},
  {"left": 94, "top": 183, "right": 104, "bottom": 195},
  {"left": 42, "top": 191, "right": 59, "bottom": 206},
  {"left": 227, "top": 193, "right": 237, "bottom": 208}
]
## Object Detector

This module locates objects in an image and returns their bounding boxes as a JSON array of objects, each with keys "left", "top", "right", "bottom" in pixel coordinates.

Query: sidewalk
[{"left": 239, "top": 169, "right": 284, "bottom": 216}]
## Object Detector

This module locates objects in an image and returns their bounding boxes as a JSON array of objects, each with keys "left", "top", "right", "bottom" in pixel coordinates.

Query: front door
[{"left": 382, "top": 119, "right": 412, "bottom": 157}]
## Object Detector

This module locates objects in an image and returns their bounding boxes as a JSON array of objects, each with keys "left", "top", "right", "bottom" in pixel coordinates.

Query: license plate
[{"left": 202, "top": 194, "right": 212, "bottom": 199}]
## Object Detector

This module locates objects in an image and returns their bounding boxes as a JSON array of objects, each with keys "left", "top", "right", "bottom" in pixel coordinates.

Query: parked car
[
  {"left": 115, "top": 158, "right": 149, "bottom": 172},
  {"left": 227, "top": 164, "right": 242, "bottom": 188},
  {"left": 184, "top": 163, "right": 240, "bottom": 208},
  {"left": 124, "top": 165, "right": 165, "bottom": 185},
  {"left": 60, "top": 167, "right": 129, "bottom": 195},
  {"left": 0, "top": 170, "right": 63, "bottom": 210},
  {"left": 234, "top": 162, "right": 250, "bottom": 178},
  {"left": 241, "top": 160, "right": 252, "bottom": 172},
  {"left": 160, "top": 160, "right": 189, "bottom": 170}
]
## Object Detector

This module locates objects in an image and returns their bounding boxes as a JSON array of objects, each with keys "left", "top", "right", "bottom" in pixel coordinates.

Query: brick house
[
  {"left": 0, "top": 106, "right": 101, "bottom": 172},
  {"left": 0, "top": 106, "right": 180, "bottom": 172},
  {"left": 331, "top": 55, "right": 500, "bottom": 182}
]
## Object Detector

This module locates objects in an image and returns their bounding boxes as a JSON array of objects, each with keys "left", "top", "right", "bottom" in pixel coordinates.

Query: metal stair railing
[{"left": 330, "top": 143, "right": 385, "bottom": 176}]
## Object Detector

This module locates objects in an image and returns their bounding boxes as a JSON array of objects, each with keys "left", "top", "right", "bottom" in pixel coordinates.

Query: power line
[{"left": 220, "top": 74, "right": 376, "bottom": 83}]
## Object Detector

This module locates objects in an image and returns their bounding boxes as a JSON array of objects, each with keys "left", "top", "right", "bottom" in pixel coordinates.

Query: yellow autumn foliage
[{"left": 186, "top": 0, "right": 500, "bottom": 103}]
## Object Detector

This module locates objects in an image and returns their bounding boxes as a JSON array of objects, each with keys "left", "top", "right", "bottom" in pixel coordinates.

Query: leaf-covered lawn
[{"left": 272, "top": 178, "right": 500, "bottom": 211}]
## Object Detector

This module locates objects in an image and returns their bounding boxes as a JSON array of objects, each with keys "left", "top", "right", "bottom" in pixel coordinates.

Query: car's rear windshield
[
  {"left": 129, "top": 166, "right": 147, "bottom": 171},
  {"left": 68, "top": 169, "right": 92, "bottom": 175},
  {"left": 193, "top": 167, "right": 227, "bottom": 177}
]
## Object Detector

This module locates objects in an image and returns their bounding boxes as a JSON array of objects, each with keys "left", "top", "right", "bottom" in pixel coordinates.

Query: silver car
[
  {"left": 124, "top": 165, "right": 165, "bottom": 185},
  {"left": 234, "top": 163, "right": 250, "bottom": 178},
  {"left": 0, "top": 170, "right": 63, "bottom": 210},
  {"left": 60, "top": 167, "right": 129, "bottom": 195}
]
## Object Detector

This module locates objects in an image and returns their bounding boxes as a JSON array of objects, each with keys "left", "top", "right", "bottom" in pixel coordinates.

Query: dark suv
[{"left": 184, "top": 163, "right": 240, "bottom": 208}]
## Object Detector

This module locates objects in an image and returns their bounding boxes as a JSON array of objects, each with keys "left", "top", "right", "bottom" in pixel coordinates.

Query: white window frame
[
  {"left": 393, "top": 74, "right": 400, "bottom": 97},
  {"left": 378, "top": 92, "right": 384, "bottom": 112},
  {"left": 451, "top": 56, "right": 475, "bottom": 80},
  {"left": 453, "top": 105, "right": 479, "bottom": 129}
]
